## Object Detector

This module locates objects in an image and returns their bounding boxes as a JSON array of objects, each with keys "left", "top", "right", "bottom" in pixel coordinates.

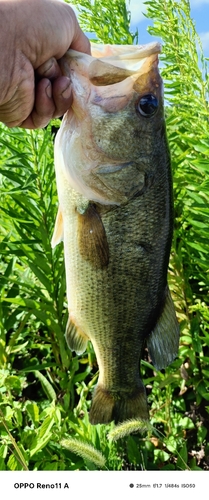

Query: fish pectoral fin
[
  {"left": 51, "top": 207, "right": 64, "bottom": 248},
  {"left": 147, "top": 287, "right": 180, "bottom": 370},
  {"left": 77, "top": 202, "right": 109, "bottom": 268},
  {"left": 65, "top": 316, "right": 89, "bottom": 355}
]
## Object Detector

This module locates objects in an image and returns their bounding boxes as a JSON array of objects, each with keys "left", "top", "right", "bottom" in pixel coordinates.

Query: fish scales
[{"left": 52, "top": 42, "right": 179, "bottom": 424}]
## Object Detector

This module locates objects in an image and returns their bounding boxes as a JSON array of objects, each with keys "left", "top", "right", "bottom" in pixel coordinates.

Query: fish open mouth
[
  {"left": 59, "top": 42, "right": 161, "bottom": 87},
  {"left": 59, "top": 42, "right": 162, "bottom": 117}
]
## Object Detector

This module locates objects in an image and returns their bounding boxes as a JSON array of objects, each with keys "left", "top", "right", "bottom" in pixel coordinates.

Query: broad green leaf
[
  {"left": 127, "top": 436, "right": 142, "bottom": 466},
  {"left": 26, "top": 402, "right": 40, "bottom": 426},
  {"left": 197, "top": 425, "right": 207, "bottom": 445},
  {"left": 30, "top": 416, "right": 55, "bottom": 456},
  {"left": 177, "top": 417, "right": 194, "bottom": 430},
  {"left": 29, "top": 433, "right": 53, "bottom": 458},
  {"left": 34, "top": 370, "right": 56, "bottom": 402},
  {"left": 7, "top": 453, "right": 23, "bottom": 471},
  {"left": 154, "top": 449, "right": 170, "bottom": 462},
  {"left": 176, "top": 442, "right": 188, "bottom": 470}
]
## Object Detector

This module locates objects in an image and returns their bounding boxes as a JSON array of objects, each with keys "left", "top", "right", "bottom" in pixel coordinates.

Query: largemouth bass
[{"left": 52, "top": 42, "right": 179, "bottom": 425}]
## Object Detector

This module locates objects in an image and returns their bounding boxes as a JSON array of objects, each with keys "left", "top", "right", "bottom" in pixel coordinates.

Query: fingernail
[
  {"left": 43, "top": 59, "right": 54, "bottom": 74},
  {"left": 62, "top": 84, "right": 71, "bottom": 99},
  {"left": 46, "top": 83, "right": 52, "bottom": 99}
]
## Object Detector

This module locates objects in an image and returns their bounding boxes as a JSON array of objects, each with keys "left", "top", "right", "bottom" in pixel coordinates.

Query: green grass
[{"left": 0, "top": 0, "right": 208, "bottom": 470}]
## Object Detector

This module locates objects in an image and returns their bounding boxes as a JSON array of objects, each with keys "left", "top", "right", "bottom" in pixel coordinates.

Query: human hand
[{"left": 0, "top": 0, "right": 90, "bottom": 128}]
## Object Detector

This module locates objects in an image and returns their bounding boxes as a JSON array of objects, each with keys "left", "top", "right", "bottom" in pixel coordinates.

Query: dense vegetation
[{"left": 0, "top": 0, "right": 208, "bottom": 470}]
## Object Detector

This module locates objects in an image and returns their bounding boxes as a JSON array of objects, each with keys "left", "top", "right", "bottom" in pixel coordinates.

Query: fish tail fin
[
  {"left": 89, "top": 384, "right": 149, "bottom": 425},
  {"left": 65, "top": 316, "right": 89, "bottom": 355},
  {"left": 147, "top": 286, "right": 179, "bottom": 370}
]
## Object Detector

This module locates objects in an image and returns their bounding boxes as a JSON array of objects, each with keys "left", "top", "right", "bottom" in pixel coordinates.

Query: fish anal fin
[
  {"left": 147, "top": 287, "right": 180, "bottom": 370},
  {"left": 89, "top": 384, "right": 149, "bottom": 425},
  {"left": 65, "top": 315, "right": 89, "bottom": 355},
  {"left": 77, "top": 203, "right": 109, "bottom": 269},
  {"left": 51, "top": 207, "right": 64, "bottom": 248}
]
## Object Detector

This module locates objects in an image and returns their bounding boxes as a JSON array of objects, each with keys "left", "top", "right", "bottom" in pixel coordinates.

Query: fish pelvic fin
[
  {"left": 65, "top": 316, "right": 89, "bottom": 355},
  {"left": 89, "top": 384, "right": 149, "bottom": 425},
  {"left": 147, "top": 287, "right": 180, "bottom": 370},
  {"left": 51, "top": 206, "right": 64, "bottom": 248}
]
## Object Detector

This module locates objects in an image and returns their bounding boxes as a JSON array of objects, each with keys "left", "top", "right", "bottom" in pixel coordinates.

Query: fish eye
[{"left": 137, "top": 94, "right": 159, "bottom": 117}]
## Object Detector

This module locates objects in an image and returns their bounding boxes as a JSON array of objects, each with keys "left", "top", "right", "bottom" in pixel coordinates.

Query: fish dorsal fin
[
  {"left": 77, "top": 202, "right": 109, "bottom": 269},
  {"left": 51, "top": 207, "right": 64, "bottom": 248},
  {"left": 147, "top": 287, "right": 180, "bottom": 370}
]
